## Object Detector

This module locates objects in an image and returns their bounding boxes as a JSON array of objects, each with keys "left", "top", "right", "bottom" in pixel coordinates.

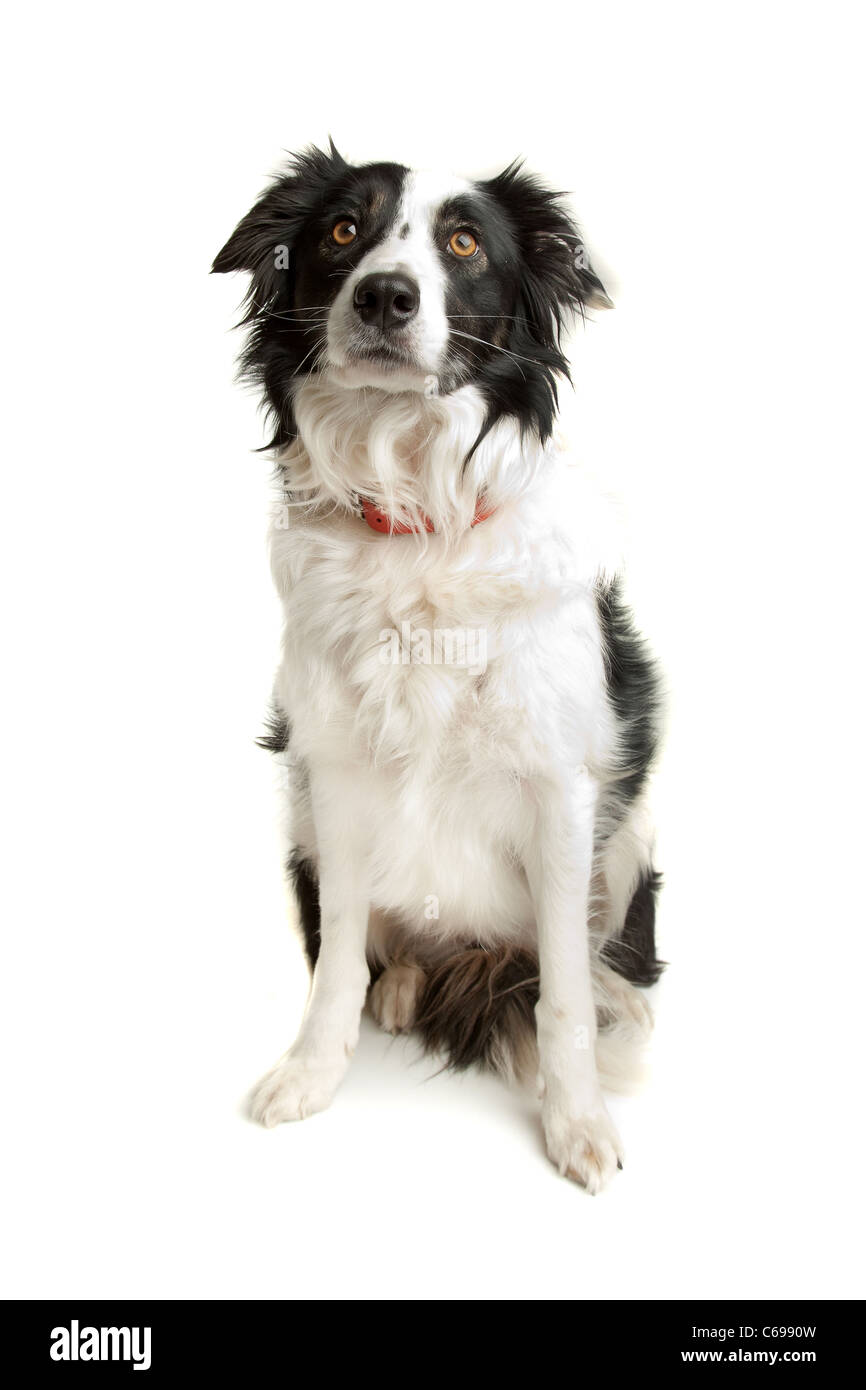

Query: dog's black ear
[
  {"left": 211, "top": 182, "right": 295, "bottom": 277},
  {"left": 211, "top": 140, "right": 348, "bottom": 297},
  {"left": 483, "top": 161, "right": 613, "bottom": 346},
  {"left": 571, "top": 251, "right": 614, "bottom": 312},
  {"left": 467, "top": 161, "right": 613, "bottom": 448}
]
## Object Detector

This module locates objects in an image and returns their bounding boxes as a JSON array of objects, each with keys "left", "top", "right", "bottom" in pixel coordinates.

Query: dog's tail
[{"left": 413, "top": 943, "right": 649, "bottom": 1092}]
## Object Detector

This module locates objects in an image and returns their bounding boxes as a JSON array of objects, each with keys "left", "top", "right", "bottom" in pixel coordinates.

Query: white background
[{"left": 2, "top": 1, "right": 865, "bottom": 1300}]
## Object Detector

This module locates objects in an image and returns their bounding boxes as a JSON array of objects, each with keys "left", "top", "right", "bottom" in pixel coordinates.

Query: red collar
[{"left": 358, "top": 496, "right": 495, "bottom": 535}]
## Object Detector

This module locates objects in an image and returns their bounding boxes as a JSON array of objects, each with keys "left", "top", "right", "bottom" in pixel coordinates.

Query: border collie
[{"left": 213, "top": 143, "right": 663, "bottom": 1192}]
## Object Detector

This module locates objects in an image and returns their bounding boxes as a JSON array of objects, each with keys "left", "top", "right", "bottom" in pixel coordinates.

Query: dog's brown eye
[
  {"left": 449, "top": 230, "right": 478, "bottom": 258},
  {"left": 332, "top": 219, "right": 357, "bottom": 246}
]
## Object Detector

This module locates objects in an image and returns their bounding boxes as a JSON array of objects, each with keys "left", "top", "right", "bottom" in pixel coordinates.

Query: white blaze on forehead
[
  {"left": 398, "top": 167, "right": 473, "bottom": 231},
  {"left": 352, "top": 168, "right": 469, "bottom": 283}
]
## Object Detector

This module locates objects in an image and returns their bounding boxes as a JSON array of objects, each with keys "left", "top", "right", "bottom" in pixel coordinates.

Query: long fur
[{"left": 214, "top": 144, "right": 664, "bottom": 1189}]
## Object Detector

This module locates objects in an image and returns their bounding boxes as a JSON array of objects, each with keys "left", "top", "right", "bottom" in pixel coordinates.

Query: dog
[{"left": 213, "top": 142, "right": 663, "bottom": 1192}]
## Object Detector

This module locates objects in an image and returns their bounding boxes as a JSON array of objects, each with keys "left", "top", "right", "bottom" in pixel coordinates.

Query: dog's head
[{"left": 213, "top": 142, "right": 610, "bottom": 452}]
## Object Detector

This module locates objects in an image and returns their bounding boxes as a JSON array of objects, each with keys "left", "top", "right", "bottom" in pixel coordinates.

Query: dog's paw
[
  {"left": 542, "top": 1097, "right": 623, "bottom": 1194},
  {"left": 370, "top": 963, "right": 425, "bottom": 1034},
  {"left": 250, "top": 1052, "right": 347, "bottom": 1127}
]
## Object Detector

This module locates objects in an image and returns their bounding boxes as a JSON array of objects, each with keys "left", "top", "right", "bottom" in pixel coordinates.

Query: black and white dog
[{"left": 213, "top": 143, "right": 663, "bottom": 1192}]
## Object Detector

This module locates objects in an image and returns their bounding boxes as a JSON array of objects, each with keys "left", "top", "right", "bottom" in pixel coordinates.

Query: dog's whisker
[
  {"left": 266, "top": 314, "right": 330, "bottom": 326},
  {"left": 449, "top": 329, "right": 539, "bottom": 368},
  {"left": 292, "top": 336, "right": 327, "bottom": 377},
  {"left": 448, "top": 330, "right": 528, "bottom": 381},
  {"left": 252, "top": 300, "right": 333, "bottom": 315}
]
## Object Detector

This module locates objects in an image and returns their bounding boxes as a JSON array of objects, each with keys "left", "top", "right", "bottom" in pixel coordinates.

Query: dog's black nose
[{"left": 353, "top": 273, "right": 419, "bottom": 332}]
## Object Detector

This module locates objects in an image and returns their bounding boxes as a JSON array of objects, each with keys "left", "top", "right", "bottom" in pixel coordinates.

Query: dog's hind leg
[
  {"left": 365, "top": 912, "right": 427, "bottom": 1034},
  {"left": 592, "top": 959, "right": 654, "bottom": 1035},
  {"left": 370, "top": 960, "right": 427, "bottom": 1034}
]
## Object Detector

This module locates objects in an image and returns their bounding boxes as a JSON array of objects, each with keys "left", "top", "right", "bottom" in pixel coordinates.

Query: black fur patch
[
  {"left": 596, "top": 577, "right": 662, "bottom": 824},
  {"left": 287, "top": 851, "right": 321, "bottom": 968},
  {"left": 255, "top": 705, "right": 290, "bottom": 753},
  {"left": 602, "top": 868, "right": 665, "bottom": 985}
]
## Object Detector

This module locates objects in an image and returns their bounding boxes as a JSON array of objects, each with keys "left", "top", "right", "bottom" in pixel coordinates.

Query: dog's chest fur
[{"left": 271, "top": 460, "right": 617, "bottom": 942}]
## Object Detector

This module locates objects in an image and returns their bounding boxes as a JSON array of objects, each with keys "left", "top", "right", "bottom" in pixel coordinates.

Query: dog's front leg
[
  {"left": 527, "top": 767, "right": 623, "bottom": 1192},
  {"left": 251, "top": 765, "right": 371, "bottom": 1127}
]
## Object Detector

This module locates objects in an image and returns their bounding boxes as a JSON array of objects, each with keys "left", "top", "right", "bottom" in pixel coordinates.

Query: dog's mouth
[
  {"left": 340, "top": 318, "right": 423, "bottom": 370},
  {"left": 345, "top": 338, "right": 418, "bottom": 370}
]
